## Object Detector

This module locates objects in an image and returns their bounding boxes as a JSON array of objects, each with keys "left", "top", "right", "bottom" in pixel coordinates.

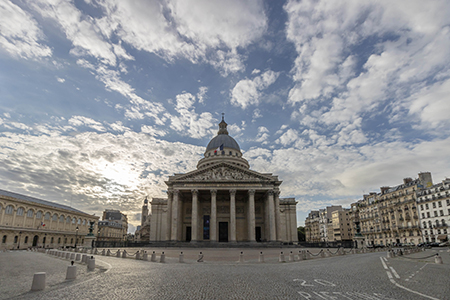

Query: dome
[
  {"left": 205, "top": 115, "right": 240, "bottom": 151},
  {"left": 206, "top": 134, "right": 240, "bottom": 151}
]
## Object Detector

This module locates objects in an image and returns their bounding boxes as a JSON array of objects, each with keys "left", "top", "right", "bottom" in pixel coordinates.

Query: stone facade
[
  {"left": 98, "top": 209, "right": 128, "bottom": 243},
  {"left": 417, "top": 178, "right": 450, "bottom": 243},
  {"left": 0, "top": 189, "right": 98, "bottom": 250},
  {"left": 149, "top": 118, "right": 298, "bottom": 244}
]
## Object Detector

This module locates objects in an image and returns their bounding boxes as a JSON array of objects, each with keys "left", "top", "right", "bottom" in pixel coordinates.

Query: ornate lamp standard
[{"left": 75, "top": 226, "right": 79, "bottom": 249}]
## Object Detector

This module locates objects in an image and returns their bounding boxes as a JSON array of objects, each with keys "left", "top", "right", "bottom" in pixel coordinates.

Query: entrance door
[
  {"left": 219, "top": 222, "right": 228, "bottom": 242},
  {"left": 186, "top": 226, "right": 192, "bottom": 242},
  {"left": 255, "top": 227, "right": 262, "bottom": 242},
  {"left": 32, "top": 235, "right": 38, "bottom": 247}
]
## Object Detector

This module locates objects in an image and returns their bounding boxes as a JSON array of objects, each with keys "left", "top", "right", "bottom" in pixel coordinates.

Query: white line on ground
[
  {"left": 389, "top": 266, "right": 400, "bottom": 279},
  {"left": 380, "top": 257, "right": 388, "bottom": 270}
]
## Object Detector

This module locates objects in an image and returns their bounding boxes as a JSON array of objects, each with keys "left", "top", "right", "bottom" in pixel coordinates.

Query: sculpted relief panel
[{"left": 186, "top": 166, "right": 264, "bottom": 181}]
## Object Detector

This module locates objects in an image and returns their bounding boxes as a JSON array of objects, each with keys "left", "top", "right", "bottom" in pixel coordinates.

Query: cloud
[
  {"left": 68, "top": 116, "right": 106, "bottom": 132},
  {"left": 0, "top": 0, "right": 52, "bottom": 59},
  {"left": 56, "top": 77, "right": 65, "bottom": 83},
  {"left": 231, "top": 70, "right": 280, "bottom": 108}
]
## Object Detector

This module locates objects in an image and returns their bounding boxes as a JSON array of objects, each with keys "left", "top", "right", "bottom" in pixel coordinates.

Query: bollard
[
  {"left": 66, "top": 252, "right": 70, "bottom": 259},
  {"left": 297, "top": 251, "right": 303, "bottom": 261},
  {"left": 179, "top": 252, "right": 184, "bottom": 263},
  {"left": 136, "top": 250, "right": 141, "bottom": 260},
  {"left": 289, "top": 251, "right": 295, "bottom": 261},
  {"left": 387, "top": 250, "right": 392, "bottom": 258},
  {"left": 82, "top": 254, "right": 87, "bottom": 263},
  {"left": 259, "top": 251, "right": 264, "bottom": 263},
  {"left": 94, "top": 248, "right": 98, "bottom": 255},
  {"left": 122, "top": 250, "right": 127, "bottom": 258},
  {"left": 151, "top": 251, "right": 156, "bottom": 262},
  {"left": 66, "top": 264, "right": 77, "bottom": 280},
  {"left": 324, "top": 250, "right": 330, "bottom": 258},
  {"left": 70, "top": 253, "right": 75, "bottom": 260},
  {"left": 279, "top": 252, "right": 286, "bottom": 263},
  {"left": 239, "top": 252, "right": 244, "bottom": 263},
  {"left": 143, "top": 251, "right": 148, "bottom": 261},
  {"left": 435, "top": 254, "right": 443, "bottom": 264},
  {"left": 87, "top": 256, "right": 95, "bottom": 271},
  {"left": 76, "top": 253, "right": 81, "bottom": 261},
  {"left": 320, "top": 250, "right": 325, "bottom": 258},
  {"left": 160, "top": 252, "right": 166, "bottom": 263},
  {"left": 198, "top": 252, "right": 204, "bottom": 263},
  {"left": 305, "top": 251, "right": 311, "bottom": 260},
  {"left": 101, "top": 249, "right": 106, "bottom": 256},
  {"left": 106, "top": 249, "right": 111, "bottom": 256},
  {"left": 116, "top": 250, "right": 121, "bottom": 258},
  {"left": 31, "top": 272, "right": 46, "bottom": 291}
]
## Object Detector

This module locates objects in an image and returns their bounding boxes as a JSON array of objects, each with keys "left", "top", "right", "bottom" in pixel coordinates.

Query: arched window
[
  {"left": 52, "top": 214, "right": 58, "bottom": 221},
  {"left": 24, "top": 236, "right": 28, "bottom": 243},
  {"left": 72, "top": 217, "right": 76, "bottom": 224},
  {"left": 58, "top": 237, "right": 61, "bottom": 244},
  {"left": 66, "top": 217, "right": 71, "bottom": 223},
  {"left": 60, "top": 215, "right": 64, "bottom": 222},
  {"left": 36, "top": 211, "right": 43, "bottom": 219},
  {"left": 27, "top": 209, "right": 33, "bottom": 218},
  {"left": 1, "top": 235, "right": 6, "bottom": 243},
  {"left": 16, "top": 207, "right": 24, "bottom": 216},
  {"left": 44, "top": 212, "right": 50, "bottom": 220},
  {"left": 5, "top": 205, "right": 13, "bottom": 215},
  {"left": 78, "top": 218, "right": 81, "bottom": 225},
  {"left": 82, "top": 219, "right": 86, "bottom": 225},
  {"left": 14, "top": 236, "right": 18, "bottom": 243},
  {"left": 51, "top": 237, "right": 54, "bottom": 243}
]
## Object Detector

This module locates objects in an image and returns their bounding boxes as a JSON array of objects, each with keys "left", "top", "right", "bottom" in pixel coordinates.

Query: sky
[{"left": 1, "top": 0, "right": 450, "bottom": 233}]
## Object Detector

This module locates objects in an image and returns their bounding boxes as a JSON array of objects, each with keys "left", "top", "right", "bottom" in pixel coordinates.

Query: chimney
[
  {"left": 380, "top": 186, "right": 390, "bottom": 194},
  {"left": 403, "top": 178, "right": 413, "bottom": 184}
]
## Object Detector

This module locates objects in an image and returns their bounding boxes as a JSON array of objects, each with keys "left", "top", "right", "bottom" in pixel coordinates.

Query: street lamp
[{"left": 75, "top": 226, "right": 79, "bottom": 249}]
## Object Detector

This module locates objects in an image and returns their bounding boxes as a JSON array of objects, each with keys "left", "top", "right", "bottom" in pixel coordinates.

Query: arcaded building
[{"left": 149, "top": 118, "right": 298, "bottom": 243}]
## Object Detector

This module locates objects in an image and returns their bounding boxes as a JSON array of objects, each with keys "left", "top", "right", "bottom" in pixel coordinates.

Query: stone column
[
  {"left": 275, "top": 190, "right": 282, "bottom": 242},
  {"left": 191, "top": 189, "right": 198, "bottom": 242},
  {"left": 210, "top": 189, "right": 217, "bottom": 242},
  {"left": 248, "top": 190, "right": 256, "bottom": 242},
  {"left": 268, "top": 190, "right": 276, "bottom": 242},
  {"left": 230, "top": 189, "right": 237, "bottom": 242},
  {"left": 170, "top": 190, "right": 179, "bottom": 241},
  {"left": 165, "top": 191, "right": 173, "bottom": 241}
]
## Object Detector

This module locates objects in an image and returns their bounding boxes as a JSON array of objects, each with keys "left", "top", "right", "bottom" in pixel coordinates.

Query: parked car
[
  {"left": 429, "top": 242, "right": 440, "bottom": 247},
  {"left": 438, "top": 241, "right": 449, "bottom": 247}
]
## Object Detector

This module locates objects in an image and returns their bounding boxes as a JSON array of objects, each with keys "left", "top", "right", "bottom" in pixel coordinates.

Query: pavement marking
[
  {"left": 380, "top": 256, "right": 440, "bottom": 300},
  {"left": 389, "top": 266, "right": 400, "bottom": 279}
]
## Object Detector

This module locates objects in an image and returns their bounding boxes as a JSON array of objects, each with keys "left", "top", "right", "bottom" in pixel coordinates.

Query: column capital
[
  {"left": 191, "top": 189, "right": 198, "bottom": 195},
  {"left": 248, "top": 189, "right": 255, "bottom": 196},
  {"left": 173, "top": 190, "right": 180, "bottom": 196},
  {"left": 267, "top": 190, "right": 274, "bottom": 196},
  {"left": 210, "top": 189, "right": 217, "bottom": 195},
  {"left": 229, "top": 189, "right": 237, "bottom": 196},
  {"left": 167, "top": 190, "right": 173, "bottom": 196}
]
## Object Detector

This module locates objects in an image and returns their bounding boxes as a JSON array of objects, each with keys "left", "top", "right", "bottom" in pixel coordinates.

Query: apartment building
[
  {"left": 305, "top": 210, "right": 320, "bottom": 242},
  {"left": 331, "top": 209, "right": 352, "bottom": 242}
]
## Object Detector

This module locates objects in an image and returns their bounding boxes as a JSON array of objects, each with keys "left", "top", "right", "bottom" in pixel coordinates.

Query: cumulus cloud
[
  {"left": 0, "top": 1, "right": 52, "bottom": 59},
  {"left": 231, "top": 70, "right": 280, "bottom": 108},
  {"left": 68, "top": 116, "right": 106, "bottom": 132}
]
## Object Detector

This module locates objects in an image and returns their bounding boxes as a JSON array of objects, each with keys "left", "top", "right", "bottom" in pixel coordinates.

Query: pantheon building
[{"left": 149, "top": 118, "right": 298, "bottom": 244}]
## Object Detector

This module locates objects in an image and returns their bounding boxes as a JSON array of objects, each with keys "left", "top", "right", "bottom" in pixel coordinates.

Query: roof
[
  {"left": 0, "top": 189, "right": 90, "bottom": 215},
  {"left": 206, "top": 134, "right": 240, "bottom": 151}
]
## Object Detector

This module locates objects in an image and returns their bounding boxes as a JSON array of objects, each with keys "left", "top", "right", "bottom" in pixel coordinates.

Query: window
[
  {"left": 70, "top": 238, "right": 73, "bottom": 244},
  {"left": 420, "top": 205, "right": 424, "bottom": 210},
  {"left": 27, "top": 209, "right": 33, "bottom": 218},
  {"left": 434, "top": 211, "right": 438, "bottom": 217},
  {"left": 51, "top": 237, "right": 54, "bottom": 243},
  {"left": 14, "top": 236, "right": 18, "bottom": 243},
  {"left": 52, "top": 214, "right": 58, "bottom": 221},
  {"left": 423, "top": 222, "right": 427, "bottom": 228},
  {"left": 58, "top": 237, "right": 61, "bottom": 244},
  {"left": 440, "top": 210, "right": 444, "bottom": 216},
  {"left": 78, "top": 218, "right": 81, "bottom": 225},
  {"left": 64, "top": 238, "right": 67, "bottom": 244},
  {"left": 36, "top": 211, "right": 43, "bottom": 219},
  {"left": 422, "top": 213, "right": 425, "bottom": 219},
  {"left": 66, "top": 217, "right": 71, "bottom": 223},
  {"left": 427, "top": 212, "right": 430, "bottom": 218},
  {"left": 60, "top": 215, "right": 64, "bottom": 222},
  {"left": 438, "top": 201, "right": 442, "bottom": 207},
  {"left": 2, "top": 235, "right": 7, "bottom": 243},
  {"left": 16, "top": 207, "right": 24, "bottom": 216},
  {"left": 44, "top": 212, "right": 50, "bottom": 220},
  {"left": 426, "top": 204, "right": 429, "bottom": 209},
  {"left": 5, "top": 205, "right": 13, "bottom": 215},
  {"left": 447, "top": 199, "right": 450, "bottom": 206},
  {"left": 72, "top": 217, "right": 76, "bottom": 224},
  {"left": 432, "top": 202, "right": 436, "bottom": 208},
  {"left": 42, "top": 237, "right": 46, "bottom": 244},
  {"left": 24, "top": 236, "right": 28, "bottom": 243},
  {"left": 82, "top": 219, "right": 86, "bottom": 225}
]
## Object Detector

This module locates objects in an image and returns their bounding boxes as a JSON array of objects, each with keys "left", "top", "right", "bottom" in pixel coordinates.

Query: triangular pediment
[{"left": 169, "top": 162, "right": 277, "bottom": 183}]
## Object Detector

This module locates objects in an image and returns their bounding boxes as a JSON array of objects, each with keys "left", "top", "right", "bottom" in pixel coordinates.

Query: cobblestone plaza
[{"left": 1, "top": 247, "right": 449, "bottom": 299}]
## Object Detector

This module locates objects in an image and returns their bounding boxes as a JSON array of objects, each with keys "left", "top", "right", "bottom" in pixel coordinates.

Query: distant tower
[{"left": 141, "top": 197, "right": 149, "bottom": 227}]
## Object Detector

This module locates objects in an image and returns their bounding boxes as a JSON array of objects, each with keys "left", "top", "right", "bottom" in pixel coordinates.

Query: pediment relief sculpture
[{"left": 175, "top": 165, "right": 270, "bottom": 182}]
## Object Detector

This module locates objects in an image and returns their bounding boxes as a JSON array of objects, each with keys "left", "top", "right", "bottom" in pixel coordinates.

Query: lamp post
[{"left": 75, "top": 226, "right": 79, "bottom": 249}]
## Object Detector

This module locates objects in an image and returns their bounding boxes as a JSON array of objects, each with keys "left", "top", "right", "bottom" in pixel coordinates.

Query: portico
[{"left": 149, "top": 117, "right": 298, "bottom": 244}]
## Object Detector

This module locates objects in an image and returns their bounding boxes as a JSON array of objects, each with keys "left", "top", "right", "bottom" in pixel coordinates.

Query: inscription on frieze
[{"left": 183, "top": 166, "right": 265, "bottom": 181}]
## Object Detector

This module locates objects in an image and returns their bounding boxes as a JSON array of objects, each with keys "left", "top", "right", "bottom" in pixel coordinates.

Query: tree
[{"left": 297, "top": 226, "right": 305, "bottom": 242}]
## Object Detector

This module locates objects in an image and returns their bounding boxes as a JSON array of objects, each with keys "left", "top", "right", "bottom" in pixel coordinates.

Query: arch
[
  {"left": 82, "top": 219, "right": 86, "bottom": 226},
  {"left": 36, "top": 211, "right": 43, "bottom": 219},
  {"left": 27, "top": 209, "right": 34, "bottom": 218},
  {"left": 72, "top": 217, "right": 76, "bottom": 224},
  {"left": 44, "top": 212, "right": 51, "bottom": 220},
  {"left": 66, "top": 216, "right": 71, "bottom": 223},
  {"left": 52, "top": 214, "right": 58, "bottom": 221},
  {"left": 78, "top": 218, "right": 81, "bottom": 225},
  {"left": 16, "top": 207, "right": 25, "bottom": 216},
  {"left": 5, "top": 205, "right": 14, "bottom": 215},
  {"left": 59, "top": 215, "right": 65, "bottom": 222}
]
